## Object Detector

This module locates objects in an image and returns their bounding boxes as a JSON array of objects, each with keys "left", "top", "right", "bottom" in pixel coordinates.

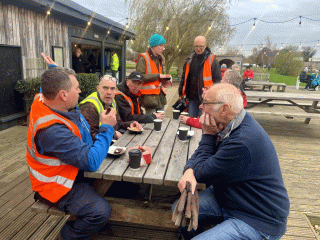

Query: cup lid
[{"left": 129, "top": 149, "right": 142, "bottom": 155}]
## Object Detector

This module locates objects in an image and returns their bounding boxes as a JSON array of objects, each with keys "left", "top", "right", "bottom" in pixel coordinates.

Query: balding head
[
  {"left": 194, "top": 36, "right": 207, "bottom": 55},
  {"left": 206, "top": 83, "right": 243, "bottom": 115}
]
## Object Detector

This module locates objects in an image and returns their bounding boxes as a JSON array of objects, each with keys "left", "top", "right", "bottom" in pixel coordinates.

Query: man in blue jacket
[
  {"left": 28, "top": 65, "right": 117, "bottom": 239},
  {"left": 176, "top": 83, "right": 290, "bottom": 239}
]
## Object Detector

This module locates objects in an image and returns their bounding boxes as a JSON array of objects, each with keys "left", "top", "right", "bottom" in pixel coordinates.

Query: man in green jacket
[{"left": 110, "top": 51, "right": 119, "bottom": 81}]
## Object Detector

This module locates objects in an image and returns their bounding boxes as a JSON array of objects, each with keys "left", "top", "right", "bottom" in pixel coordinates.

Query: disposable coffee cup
[
  {"left": 178, "top": 127, "right": 188, "bottom": 141},
  {"left": 154, "top": 119, "right": 162, "bottom": 131},
  {"left": 181, "top": 112, "right": 188, "bottom": 117},
  {"left": 173, "top": 110, "right": 180, "bottom": 119},
  {"left": 129, "top": 149, "right": 142, "bottom": 169}
]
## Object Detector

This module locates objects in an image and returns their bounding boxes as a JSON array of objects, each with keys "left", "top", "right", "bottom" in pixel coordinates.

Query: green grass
[
  {"left": 126, "top": 61, "right": 136, "bottom": 69},
  {"left": 269, "top": 73, "right": 298, "bottom": 86},
  {"left": 169, "top": 70, "right": 178, "bottom": 78}
]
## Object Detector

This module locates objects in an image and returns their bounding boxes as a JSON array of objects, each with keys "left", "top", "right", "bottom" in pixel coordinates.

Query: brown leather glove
[
  {"left": 172, "top": 181, "right": 199, "bottom": 231},
  {"left": 172, "top": 188, "right": 187, "bottom": 226}
]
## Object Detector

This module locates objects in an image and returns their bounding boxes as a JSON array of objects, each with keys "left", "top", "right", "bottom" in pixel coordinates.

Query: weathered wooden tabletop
[
  {"left": 246, "top": 91, "right": 320, "bottom": 102},
  {"left": 84, "top": 118, "right": 203, "bottom": 186}
]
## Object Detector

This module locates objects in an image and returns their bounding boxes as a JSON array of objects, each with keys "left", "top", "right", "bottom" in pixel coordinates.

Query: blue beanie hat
[{"left": 149, "top": 34, "right": 166, "bottom": 48}]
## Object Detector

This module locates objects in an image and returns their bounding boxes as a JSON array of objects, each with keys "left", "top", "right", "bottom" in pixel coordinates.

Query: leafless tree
[{"left": 126, "top": 0, "right": 234, "bottom": 73}]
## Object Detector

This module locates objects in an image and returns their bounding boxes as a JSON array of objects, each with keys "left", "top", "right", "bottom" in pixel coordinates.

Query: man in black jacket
[
  {"left": 299, "top": 67, "right": 312, "bottom": 90},
  {"left": 115, "top": 71, "right": 165, "bottom": 123},
  {"left": 72, "top": 48, "right": 91, "bottom": 73},
  {"left": 178, "top": 36, "right": 221, "bottom": 118}
]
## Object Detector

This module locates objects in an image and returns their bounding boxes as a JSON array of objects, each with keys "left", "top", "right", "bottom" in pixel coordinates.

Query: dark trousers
[
  {"left": 58, "top": 182, "right": 111, "bottom": 239},
  {"left": 300, "top": 76, "right": 312, "bottom": 89}
]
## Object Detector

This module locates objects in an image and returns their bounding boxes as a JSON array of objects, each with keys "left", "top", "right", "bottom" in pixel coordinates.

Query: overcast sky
[{"left": 72, "top": 0, "right": 320, "bottom": 58}]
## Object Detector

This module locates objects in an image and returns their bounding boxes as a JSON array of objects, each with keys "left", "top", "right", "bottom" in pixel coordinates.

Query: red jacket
[
  {"left": 186, "top": 91, "right": 247, "bottom": 129},
  {"left": 243, "top": 69, "right": 254, "bottom": 79}
]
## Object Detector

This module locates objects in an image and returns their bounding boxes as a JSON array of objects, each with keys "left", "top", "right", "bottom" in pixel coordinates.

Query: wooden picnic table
[
  {"left": 83, "top": 118, "right": 203, "bottom": 230},
  {"left": 85, "top": 118, "right": 202, "bottom": 186},
  {"left": 245, "top": 91, "right": 320, "bottom": 124},
  {"left": 245, "top": 81, "right": 286, "bottom": 92}
]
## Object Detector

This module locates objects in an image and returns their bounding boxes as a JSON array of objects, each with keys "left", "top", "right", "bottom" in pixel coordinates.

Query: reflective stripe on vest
[
  {"left": 140, "top": 85, "right": 161, "bottom": 90},
  {"left": 140, "top": 53, "right": 152, "bottom": 74},
  {"left": 181, "top": 53, "right": 215, "bottom": 97},
  {"left": 115, "top": 91, "right": 141, "bottom": 115},
  {"left": 138, "top": 52, "right": 162, "bottom": 95},
  {"left": 28, "top": 166, "right": 73, "bottom": 189}
]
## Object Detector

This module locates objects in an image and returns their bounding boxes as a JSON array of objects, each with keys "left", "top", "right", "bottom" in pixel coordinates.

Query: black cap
[{"left": 127, "top": 71, "right": 144, "bottom": 82}]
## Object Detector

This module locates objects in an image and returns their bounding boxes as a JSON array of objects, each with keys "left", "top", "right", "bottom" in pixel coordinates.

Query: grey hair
[
  {"left": 214, "top": 87, "right": 243, "bottom": 114},
  {"left": 221, "top": 63, "right": 227, "bottom": 69},
  {"left": 231, "top": 64, "right": 240, "bottom": 71},
  {"left": 41, "top": 67, "right": 76, "bottom": 100},
  {"left": 224, "top": 70, "right": 243, "bottom": 89}
]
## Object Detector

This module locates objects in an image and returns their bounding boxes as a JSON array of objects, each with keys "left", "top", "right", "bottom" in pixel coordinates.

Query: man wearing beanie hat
[
  {"left": 136, "top": 34, "right": 172, "bottom": 114},
  {"left": 178, "top": 36, "right": 221, "bottom": 118}
]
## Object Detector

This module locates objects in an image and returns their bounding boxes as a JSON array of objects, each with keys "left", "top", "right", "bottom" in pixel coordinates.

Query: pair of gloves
[{"left": 172, "top": 181, "right": 199, "bottom": 231}]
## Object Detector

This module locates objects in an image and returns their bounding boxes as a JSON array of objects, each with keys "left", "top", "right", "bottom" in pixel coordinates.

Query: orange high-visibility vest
[
  {"left": 181, "top": 53, "right": 216, "bottom": 97},
  {"left": 138, "top": 52, "right": 163, "bottom": 95},
  {"left": 115, "top": 91, "right": 141, "bottom": 115},
  {"left": 26, "top": 94, "right": 80, "bottom": 203}
]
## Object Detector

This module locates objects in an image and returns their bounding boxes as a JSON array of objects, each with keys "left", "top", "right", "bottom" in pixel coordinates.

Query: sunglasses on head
[{"left": 100, "top": 75, "right": 117, "bottom": 82}]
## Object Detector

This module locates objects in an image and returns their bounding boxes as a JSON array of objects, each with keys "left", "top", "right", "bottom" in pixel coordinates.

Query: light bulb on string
[
  {"left": 47, "top": 10, "right": 51, "bottom": 15},
  {"left": 87, "top": 21, "right": 91, "bottom": 26},
  {"left": 299, "top": 16, "right": 301, "bottom": 27},
  {"left": 208, "top": 26, "right": 212, "bottom": 30},
  {"left": 166, "top": 26, "right": 169, "bottom": 30},
  {"left": 125, "top": 22, "right": 129, "bottom": 29},
  {"left": 252, "top": 18, "right": 256, "bottom": 30}
]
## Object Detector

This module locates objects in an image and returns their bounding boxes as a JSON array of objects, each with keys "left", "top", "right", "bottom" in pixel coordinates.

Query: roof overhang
[{"left": 0, "top": 0, "right": 135, "bottom": 40}]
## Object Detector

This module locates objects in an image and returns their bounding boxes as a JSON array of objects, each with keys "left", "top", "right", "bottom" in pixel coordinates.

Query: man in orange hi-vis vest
[
  {"left": 178, "top": 36, "right": 221, "bottom": 118},
  {"left": 27, "top": 61, "right": 117, "bottom": 239},
  {"left": 136, "top": 34, "right": 172, "bottom": 114},
  {"left": 115, "top": 71, "right": 165, "bottom": 123}
]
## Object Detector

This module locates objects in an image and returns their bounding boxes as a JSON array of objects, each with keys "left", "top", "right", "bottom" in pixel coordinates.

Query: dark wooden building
[{"left": 0, "top": 0, "right": 135, "bottom": 130}]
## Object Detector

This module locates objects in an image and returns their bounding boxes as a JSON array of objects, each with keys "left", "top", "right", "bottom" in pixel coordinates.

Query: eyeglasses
[
  {"left": 200, "top": 100, "right": 223, "bottom": 106},
  {"left": 194, "top": 45, "right": 205, "bottom": 49}
]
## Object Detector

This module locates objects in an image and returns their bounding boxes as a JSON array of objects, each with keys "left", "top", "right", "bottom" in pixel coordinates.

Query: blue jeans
[
  {"left": 188, "top": 99, "right": 202, "bottom": 118},
  {"left": 58, "top": 181, "right": 111, "bottom": 239},
  {"left": 172, "top": 186, "right": 285, "bottom": 240}
]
